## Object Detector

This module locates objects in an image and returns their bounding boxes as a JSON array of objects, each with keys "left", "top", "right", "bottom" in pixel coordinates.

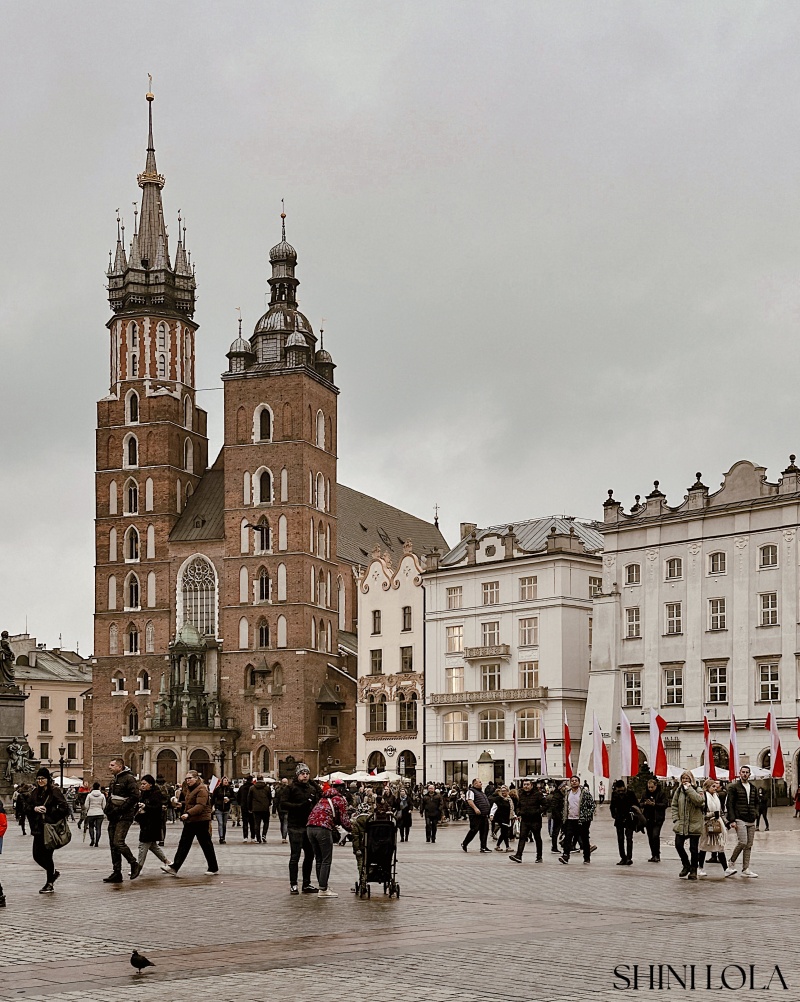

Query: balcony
[
  {"left": 429, "top": 686, "right": 548, "bottom": 706},
  {"left": 463, "top": 644, "right": 511, "bottom": 660},
  {"left": 318, "top": 725, "right": 339, "bottom": 744}
]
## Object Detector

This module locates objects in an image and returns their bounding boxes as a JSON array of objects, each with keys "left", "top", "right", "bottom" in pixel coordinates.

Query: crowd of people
[{"left": 0, "top": 759, "right": 782, "bottom": 905}]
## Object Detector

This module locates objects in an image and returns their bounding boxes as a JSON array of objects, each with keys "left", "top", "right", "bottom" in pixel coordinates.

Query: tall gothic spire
[{"left": 136, "top": 90, "right": 170, "bottom": 271}]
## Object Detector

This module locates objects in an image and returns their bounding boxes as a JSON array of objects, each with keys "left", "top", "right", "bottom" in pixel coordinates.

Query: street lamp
[
  {"left": 218, "top": 736, "right": 226, "bottom": 777},
  {"left": 58, "top": 744, "right": 66, "bottom": 789}
]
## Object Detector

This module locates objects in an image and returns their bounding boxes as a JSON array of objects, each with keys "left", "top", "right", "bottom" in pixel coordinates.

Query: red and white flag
[
  {"left": 649, "top": 708, "right": 668, "bottom": 778},
  {"left": 765, "top": 712, "right": 785, "bottom": 779},
  {"left": 540, "top": 726, "right": 548, "bottom": 777},
  {"left": 564, "top": 711, "right": 573, "bottom": 779},
  {"left": 729, "top": 714, "right": 740, "bottom": 780},
  {"left": 619, "top": 709, "right": 639, "bottom": 777},
  {"left": 592, "top": 712, "right": 610, "bottom": 779},
  {"left": 703, "top": 716, "right": 717, "bottom": 781}
]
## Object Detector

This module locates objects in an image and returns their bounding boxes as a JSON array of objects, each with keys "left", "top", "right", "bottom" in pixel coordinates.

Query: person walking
[
  {"left": 755, "top": 787, "right": 770, "bottom": 832},
  {"left": 237, "top": 775, "right": 254, "bottom": 843},
  {"left": 396, "top": 789, "right": 412, "bottom": 842},
  {"left": 509, "top": 778, "right": 546, "bottom": 863},
  {"left": 26, "top": 768, "right": 70, "bottom": 894},
  {"left": 558, "top": 775, "right": 595, "bottom": 865},
  {"left": 212, "top": 776, "right": 233, "bottom": 844},
  {"left": 490, "top": 786, "right": 515, "bottom": 852},
  {"left": 794, "top": 786, "right": 800, "bottom": 819},
  {"left": 548, "top": 781, "right": 566, "bottom": 853},
  {"left": 83, "top": 782, "right": 106, "bottom": 847},
  {"left": 161, "top": 770, "right": 218, "bottom": 876},
  {"left": 306, "top": 784, "right": 352, "bottom": 898},
  {"left": 104, "top": 757, "right": 142, "bottom": 883},
  {"left": 697, "top": 778, "right": 735, "bottom": 878},
  {"left": 135, "top": 775, "right": 172, "bottom": 873},
  {"left": 461, "top": 779, "right": 492, "bottom": 853},
  {"left": 155, "top": 775, "right": 172, "bottom": 844},
  {"left": 420, "top": 783, "right": 444, "bottom": 843},
  {"left": 13, "top": 784, "right": 29, "bottom": 835},
  {"left": 0, "top": 797, "right": 7, "bottom": 906},
  {"left": 284, "top": 763, "right": 321, "bottom": 895},
  {"left": 609, "top": 779, "right": 639, "bottom": 866},
  {"left": 598, "top": 781, "right": 606, "bottom": 804},
  {"left": 641, "top": 778, "right": 668, "bottom": 862},
  {"left": 248, "top": 776, "right": 272, "bottom": 843},
  {"left": 726, "top": 765, "right": 759, "bottom": 878},
  {"left": 671, "top": 771, "right": 705, "bottom": 880},
  {"left": 273, "top": 777, "right": 290, "bottom": 843}
]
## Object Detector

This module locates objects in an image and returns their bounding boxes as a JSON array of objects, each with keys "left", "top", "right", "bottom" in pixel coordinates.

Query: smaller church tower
[{"left": 220, "top": 214, "right": 342, "bottom": 777}]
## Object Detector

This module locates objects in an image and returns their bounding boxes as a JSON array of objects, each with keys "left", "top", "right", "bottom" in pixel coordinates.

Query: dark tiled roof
[
  {"left": 15, "top": 651, "right": 92, "bottom": 684},
  {"left": 440, "top": 515, "right": 603, "bottom": 566},
  {"left": 170, "top": 468, "right": 225, "bottom": 542},
  {"left": 336, "top": 484, "right": 449, "bottom": 567}
]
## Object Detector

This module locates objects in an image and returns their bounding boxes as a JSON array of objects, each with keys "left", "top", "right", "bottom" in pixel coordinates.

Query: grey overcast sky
[{"left": 2, "top": 2, "right": 800, "bottom": 653}]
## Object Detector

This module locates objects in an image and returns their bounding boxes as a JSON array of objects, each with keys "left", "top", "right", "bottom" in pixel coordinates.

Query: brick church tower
[{"left": 93, "top": 92, "right": 208, "bottom": 773}]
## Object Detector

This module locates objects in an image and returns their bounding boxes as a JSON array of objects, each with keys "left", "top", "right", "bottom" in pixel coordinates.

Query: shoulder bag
[{"left": 42, "top": 797, "right": 72, "bottom": 851}]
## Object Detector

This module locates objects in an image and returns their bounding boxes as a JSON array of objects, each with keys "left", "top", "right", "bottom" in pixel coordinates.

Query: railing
[
  {"left": 429, "top": 686, "right": 548, "bottom": 705},
  {"left": 463, "top": 644, "right": 511, "bottom": 659}
]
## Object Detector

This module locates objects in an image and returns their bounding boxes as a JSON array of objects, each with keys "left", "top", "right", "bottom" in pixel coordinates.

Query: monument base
[{"left": 0, "top": 688, "right": 36, "bottom": 800}]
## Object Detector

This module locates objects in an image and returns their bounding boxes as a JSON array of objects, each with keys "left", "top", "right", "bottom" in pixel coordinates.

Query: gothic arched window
[{"left": 180, "top": 556, "right": 217, "bottom": 637}]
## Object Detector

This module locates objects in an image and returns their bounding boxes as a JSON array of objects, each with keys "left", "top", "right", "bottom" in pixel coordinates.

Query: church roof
[{"left": 170, "top": 468, "right": 225, "bottom": 541}]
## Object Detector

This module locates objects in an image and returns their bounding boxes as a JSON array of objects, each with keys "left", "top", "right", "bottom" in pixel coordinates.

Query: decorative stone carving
[
  {"left": 688, "top": 542, "right": 701, "bottom": 556},
  {"left": 783, "top": 529, "right": 795, "bottom": 543}
]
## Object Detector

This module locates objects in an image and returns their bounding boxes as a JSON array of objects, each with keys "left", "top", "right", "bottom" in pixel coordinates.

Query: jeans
[
  {"left": 645, "top": 819, "right": 663, "bottom": 859},
  {"left": 729, "top": 821, "right": 755, "bottom": 870},
  {"left": 138, "top": 841, "right": 170, "bottom": 867},
  {"left": 240, "top": 810, "right": 254, "bottom": 839},
  {"left": 288, "top": 826, "right": 314, "bottom": 887},
  {"left": 698, "top": 849, "right": 728, "bottom": 871},
  {"left": 562, "top": 819, "right": 591, "bottom": 861},
  {"left": 462, "top": 813, "right": 489, "bottom": 850},
  {"left": 307, "top": 826, "right": 335, "bottom": 889},
  {"left": 550, "top": 816, "right": 562, "bottom": 851},
  {"left": 674, "top": 832, "right": 700, "bottom": 871},
  {"left": 252, "top": 812, "right": 270, "bottom": 841},
  {"left": 277, "top": 812, "right": 289, "bottom": 840},
  {"left": 517, "top": 818, "right": 542, "bottom": 859},
  {"left": 424, "top": 817, "right": 439, "bottom": 842},
  {"left": 107, "top": 816, "right": 138, "bottom": 873},
  {"left": 32, "top": 833, "right": 56, "bottom": 882},
  {"left": 172, "top": 820, "right": 218, "bottom": 873},
  {"left": 86, "top": 816, "right": 104, "bottom": 846},
  {"left": 616, "top": 824, "right": 634, "bottom": 861},
  {"left": 214, "top": 809, "right": 229, "bottom": 841}
]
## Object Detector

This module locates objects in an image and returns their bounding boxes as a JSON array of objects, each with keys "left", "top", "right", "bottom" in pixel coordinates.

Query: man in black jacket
[
  {"left": 419, "top": 783, "right": 444, "bottom": 843},
  {"left": 509, "top": 779, "right": 546, "bottom": 863},
  {"left": 284, "top": 763, "right": 321, "bottom": 894},
  {"left": 461, "top": 779, "right": 491, "bottom": 853},
  {"left": 237, "top": 775, "right": 254, "bottom": 843},
  {"left": 726, "top": 766, "right": 759, "bottom": 877},
  {"left": 104, "top": 757, "right": 142, "bottom": 883}
]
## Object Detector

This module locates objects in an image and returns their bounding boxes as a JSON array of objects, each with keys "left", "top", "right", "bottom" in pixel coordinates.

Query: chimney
[{"left": 460, "top": 522, "right": 477, "bottom": 540}]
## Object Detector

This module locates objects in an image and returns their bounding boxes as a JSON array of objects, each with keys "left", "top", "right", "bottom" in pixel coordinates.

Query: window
[
  {"left": 125, "top": 480, "right": 138, "bottom": 514},
  {"left": 128, "top": 626, "right": 139, "bottom": 653},
  {"left": 623, "top": 670, "right": 642, "bottom": 708},
  {"left": 370, "top": 649, "right": 383, "bottom": 674},
  {"left": 315, "top": 409, "right": 325, "bottom": 448},
  {"left": 479, "top": 708, "right": 505, "bottom": 740},
  {"left": 259, "top": 408, "right": 272, "bottom": 441},
  {"left": 480, "top": 664, "right": 501, "bottom": 691},
  {"left": 258, "top": 469, "right": 272, "bottom": 504},
  {"left": 109, "top": 624, "right": 119, "bottom": 655},
  {"left": 39, "top": 718, "right": 51, "bottom": 733},
  {"left": 520, "top": 661, "right": 539, "bottom": 688},
  {"left": 368, "top": 694, "right": 387, "bottom": 732},
  {"left": 254, "top": 520, "right": 270, "bottom": 553},
  {"left": 67, "top": 719, "right": 77, "bottom": 733},
  {"left": 40, "top": 743, "right": 49, "bottom": 760},
  {"left": 259, "top": 707, "right": 270, "bottom": 727},
  {"left": 400, "top": 646, "right": 413, "bottom": 672},
  {"left": 588, "top": 617, "right": 593, "bottom": 648},
  {"left": 481, "top": 621, "right": 499, "bottom": 647},
  {"left": 40, "top": 696, "right": 50, "bottom": 710},
  {"left": 180, "top": 556, "right": 217, "bottom": 637},
  {"left": 138, "top": 671, "right": 150, "bottom": 691},
  {"left": 444, "top": 759, "right": 468, "bottom": 787},
  {"left": 157, "top": 321, "right": 167, "bottom": 351},
  {"left": 67, "top": 742, "right": 77, "bottom": 760},
  {"left": 709, "top": 552, "right": 726, "bottom": 575},
  {"left": 372, "top": 610, "right": 381, "bottom": 635},
  {"left": 665, "top": 557, "right": 683, "bottom": 580},
  {"left": 663, "top": 666, "right": 683, "bottom": 706},
  {"left": 760, "top": 544, "right": 778, "bottom": 568},
  {"left": 758, "top": 662, "right": 780, "bottom": 702},
  {"left": 443, "top": 711, "right": 468, "bottom": 741},
  {"left": 67, "top": 697, "right": 76, "bottom": 711},
  {"left": 127, "top": 390, "right": 139, "bottom": 424},
  {"left": 666, "top": 602, "right": 682, "bottom": 635},
  {"left": 126, "top": 435, "right": 138, "bottom": 468},
  {"left": 518, "top": 708, "right": 540, "bottom": 740},
  {"left": 760, "top": 592, "right": 778, "bottom": 626},
  {"left": 125, "top": 527, "right": 139, "bottom": 561},
  {"left": 520, "top": 576, "right": 538, "bottom": 601},
  {"left": 482, "top": 581, "right": 499, "bottom": 605},
  {"left": 709, "top": 598, "right": 726, "bottom": 631},
  {"left": 589, "top": 576, "right": 602, "bottom": 597},
  {"left": 128, "top": 707, "right": 139, "bottom": 736},
  {"left": 399, "top": 692, "right": 418, "bottom": 731},
  {"left": 258, "top": 620, "right": 270, "bottom": 648},
  {"left": 131, "top": 353, "right": 138, "bottom": 376},
  {"left": 145, "top": 621, "right": 155, "bottom": 653},
  {"left": 446, "top": 625, "right": 463, "bottom": 653},
  {"left": 157, "top": 354, "right": 166, "bottom": 378},
  {"left": 519, "top": 616, "right": 538, "bottom": 647},
  {"left": 112, "top": 674, "right": 125, "bottom": 693},
  {"left": 184, "top": 439, "right": 193, "bottom": 474},
  {"left": 625, "top": 564, "right": 641, "bottom": 585},
  {"left": 401, "top": 606, "right": 412, "bottom": 632},
  {"left": 445, "top": 666, "right": 464, "bottom": 693},
  {"left": 707, "top": 663, "right": 728, "bottom": 703},
  {"left": 127, "top": 574, "right": 140, "bottom": 609},
  {"left": 446, "top": 586, "right": 462, "bottom": 610},
  {"left": 258, "top": 569, "right": 270, "bottom": 603},
  {"left": 625, "top": 607, "right": 641, "bottom": 638}
]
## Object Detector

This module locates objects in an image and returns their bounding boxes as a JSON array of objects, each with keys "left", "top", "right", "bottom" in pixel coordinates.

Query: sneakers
[
  {"left": 317, "top": 888, "right": 338, "bottom": 898},
  {"left": 290, "top": 886, "right": 300, "bottom": 895},
  {"left": 461, "top": 843, "right": 468, "bottom": 853},
  {"left": 39, "top": 883, "right": 54, "bottom": 894},
  {"left": 204, "top": 870, "right": 219, "bottom": 875},
  {"left": 129, "top": 862, "right": 143, "bottom": 880},
  {"left": 742, "top": 868, "right": 758, "bottom": 878},
  {"left": 479, "top": 847, "right": 492, "bottom": 853},
  {"left": 558, "top": 855, "right": 569, "bottom": 864},
  {"left": 103, "top": 872, "right": 123, "bottom": 884},
  {"left": 494, "top": 846, "right": 505, "bottom": 852},
  {"left": 508, "top": 855, "right": 522, "bottom": 864},
  {"left": 678, "top": 866, "right": 690, "bottom": 878},
  {"left": 616, "top": 860, "right": 628, "bottom": 866},
  {"left": 160, "top": 865, "right": 179, "bottom": 876},
  {"left": 697, "top": 869, "right": 708, "bottom": 877},
  {"left": 302, "top": 885, "right": 319, "bottom": 894},
  {"left": 724, "top": 868, "right": 738, "bottom": 877},
  {"left": 535, "top": 856, "right": 542, "bottom": 863}
]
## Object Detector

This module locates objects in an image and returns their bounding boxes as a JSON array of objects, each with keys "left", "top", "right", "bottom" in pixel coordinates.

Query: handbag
[
  {"left": 704, "top": 795, "right": 723, "bottom": 835},
  {"left": 43, "top": 817, "right": 72, "bottom": 851}
]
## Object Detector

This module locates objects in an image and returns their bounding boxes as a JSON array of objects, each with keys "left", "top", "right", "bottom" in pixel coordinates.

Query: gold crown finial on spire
[
  {"left": 280, "top": 198, "right": 286, "bottom": 240},
  {"left": 146, "top": 73, "right": 154, "bottom": 101}
]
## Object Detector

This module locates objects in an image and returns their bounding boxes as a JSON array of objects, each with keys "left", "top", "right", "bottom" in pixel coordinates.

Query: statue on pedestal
[
  {"left": 0, "top": 631, "right": 17, "bottom": 689},
  {"left": 4, "top": 736, "right": 34, "bottom": 782}
]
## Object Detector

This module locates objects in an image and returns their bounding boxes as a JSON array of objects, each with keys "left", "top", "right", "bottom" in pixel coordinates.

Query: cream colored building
[{"left": 8, "top": 635, "right": 92, "bottom": 780}]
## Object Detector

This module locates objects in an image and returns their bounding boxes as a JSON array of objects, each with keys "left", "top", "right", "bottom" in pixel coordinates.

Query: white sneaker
[
  {"left": 317, "top": 888, "right": 338, "bottom": 898},
  {"left": 160, "top": 865, "right": 179, "bottom": 876},
  {"left": 742, "top": 868, "right": 758, "bottom": 878},
  {"left": 724, "top": 868, "right": 737, "bottom": 877},
  {"left": 697, "top": 869, "right": 707, "bottom": 877}
]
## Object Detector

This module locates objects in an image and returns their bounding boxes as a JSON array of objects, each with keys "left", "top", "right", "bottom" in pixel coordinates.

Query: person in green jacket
[{"left": 671, "top": 771, "right": 705, "bottom": 880}]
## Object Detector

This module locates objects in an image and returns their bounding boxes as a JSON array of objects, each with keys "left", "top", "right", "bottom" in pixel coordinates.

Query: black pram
[{"left": 355, "top": 816, "right": 399, "bottom": 898}]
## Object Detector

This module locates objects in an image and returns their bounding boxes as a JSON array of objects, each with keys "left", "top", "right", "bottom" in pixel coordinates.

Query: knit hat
[
  {"left": 296, "top": 762, "right": 310, "bottom": 776},
  {"left": 35, "top": 767, "right": 52, "bottom": 779}
]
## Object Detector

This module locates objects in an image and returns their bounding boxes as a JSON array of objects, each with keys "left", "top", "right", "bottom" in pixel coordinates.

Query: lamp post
[
  {"left": 218, "top": 736, "right": 226, "bottom": 778},
  {"left": 58, "top": 744, "right": 66, "bottom": 789}
]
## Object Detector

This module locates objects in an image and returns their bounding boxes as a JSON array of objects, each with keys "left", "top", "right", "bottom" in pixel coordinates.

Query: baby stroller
[{"left": 354, "top": 815, "right": 399, "bottom": 898}]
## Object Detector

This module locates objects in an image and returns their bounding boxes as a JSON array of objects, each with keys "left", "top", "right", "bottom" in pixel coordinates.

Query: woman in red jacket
[{"left": 0, "top": 797, "right": 7, "bottom": 906}]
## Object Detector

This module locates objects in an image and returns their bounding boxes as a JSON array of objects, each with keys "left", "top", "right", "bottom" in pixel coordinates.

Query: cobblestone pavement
[{"left": 1, "top": 807, "right": 798, "bottom": 1001}]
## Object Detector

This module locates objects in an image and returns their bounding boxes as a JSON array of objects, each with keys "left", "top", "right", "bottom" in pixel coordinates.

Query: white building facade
[
  {"left": 424, "top": 518, "right": 603, "bottom": 787},
  {"left": 580, "top": 459, "right": 800, "bottom": 789},
  {"left": 356, "top": 543, "right": 425, "bottom": 783}
]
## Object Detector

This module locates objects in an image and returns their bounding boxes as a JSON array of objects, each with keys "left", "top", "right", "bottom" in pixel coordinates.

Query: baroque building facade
[
  {"left": 423, "top": 518, "right": 602, "bottom": 787},
  {"left": 90, "top": 96, "right": 443, "bottom": 783},
  {"left": 580, "top": 459, "right": 800, "bottom": 786}
]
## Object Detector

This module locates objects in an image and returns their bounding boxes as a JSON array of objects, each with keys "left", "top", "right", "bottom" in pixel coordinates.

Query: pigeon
[{"left": 130, "top": 950, "right": 155, "bottom": 975}]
